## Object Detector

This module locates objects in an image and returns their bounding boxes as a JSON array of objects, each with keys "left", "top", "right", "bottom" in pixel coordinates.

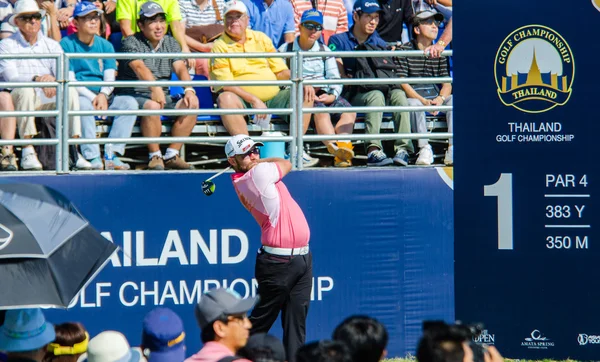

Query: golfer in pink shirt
[{"left": 226, "top": 134, "right": 312, "bottom": 362}]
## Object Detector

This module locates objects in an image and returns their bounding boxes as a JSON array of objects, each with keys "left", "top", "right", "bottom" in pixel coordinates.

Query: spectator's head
[
  {"left": 299, "top": 9, "right": 323, "bottom": 45},
  {"left": 416, "top": 321, "right": 474, "bottom": 362},
  {"left": 141, "top": 308, "right": 186, "bottom": 362},
  {"left": 411, "top": 10, "right": 443, "bottom": 42},
  {"left": 352, "top": 0, "right": 381, "bottom": 36},
  {"left": 79, "top": 331, "right": 144, "bottom": 362},
  {"left": 9, "top": 0, "right": 43, "bottom": 36},
  {"left": 195, "top": 288, "right": 258, "bottom": 353},
  {"left": 73, "top": 2, "right": 103, "bottom": 36},
  {"left": 226, "top": 135, "right": 264, "bottom": 173},
  {"left": 296, "top": 340, "right": 352, "bottom": 362},
  {"left": 0, "top": 308, "right": 56, "bottom": 362},
  {"left": 332, "top": 315, "right": 388, "bottom": 362},
  {"left": 237, "top": 333, "right": 286, "bottom": 362},
  {"left": 223, "top": 0, "right": 248, "bottom": 40},
  {"left": 137, "top": 2, "right": 167, "bottom": 43},
  {"left": 44, "top": 322, "right": 88, "bottom": 362}
]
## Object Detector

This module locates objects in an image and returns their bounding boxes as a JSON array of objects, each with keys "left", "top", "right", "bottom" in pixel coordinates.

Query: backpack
[{"left": 352, "top": 42, "right": 399, "bottom": 95}]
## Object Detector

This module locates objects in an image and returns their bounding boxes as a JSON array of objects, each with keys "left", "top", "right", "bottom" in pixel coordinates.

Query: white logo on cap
[
  {"left": 364, "top": 1, "right": 378, "bottom": 6},
  {"left": 305, "top": 9, "right": 319, "bottom": 16},
  {"left": 146, "top": 2, "right": 161, "bottom": 9}
]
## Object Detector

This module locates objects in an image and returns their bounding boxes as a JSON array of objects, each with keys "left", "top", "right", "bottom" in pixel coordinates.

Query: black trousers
[{"left": 250, "top": 250, "right": 313, "bottom": 362}]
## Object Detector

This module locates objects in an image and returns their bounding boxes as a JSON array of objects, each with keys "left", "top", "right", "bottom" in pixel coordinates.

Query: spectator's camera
[{"left": 422, "top": 321, "right": 488, "bottom": 362}]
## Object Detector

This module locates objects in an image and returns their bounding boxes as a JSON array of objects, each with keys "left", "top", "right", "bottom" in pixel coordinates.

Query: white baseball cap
[
  {"left": 78, "top": 331, "right": 142, "bottom": 362},
  {"left": 223, "top": 0, "right": 248, "bottom": 16},
  {"left": 225, "top": 135, "right": 263, "bottom": 157},
  {"left": 9, "top": 0, "right": 43, "bottom": 26}
]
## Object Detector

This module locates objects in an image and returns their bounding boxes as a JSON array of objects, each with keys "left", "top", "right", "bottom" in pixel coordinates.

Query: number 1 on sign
[{"left": 484, "top": 173, "right": 514, "bottom": 250}]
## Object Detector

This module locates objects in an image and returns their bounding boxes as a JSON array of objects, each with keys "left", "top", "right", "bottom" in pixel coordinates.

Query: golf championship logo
[
  {"left": 593, "top": 0, "right": 600, "bottom": 12},
  {"left": 494, "top": 25, "right": 574, "bottom": 113},
  {"left": 0, "top": 222, "right": 14, "bottom": 250}
]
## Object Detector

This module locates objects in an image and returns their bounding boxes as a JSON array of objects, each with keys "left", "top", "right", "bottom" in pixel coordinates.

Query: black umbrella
[{"left": 0, "top": 183, "right": 118, "bottom": 309}]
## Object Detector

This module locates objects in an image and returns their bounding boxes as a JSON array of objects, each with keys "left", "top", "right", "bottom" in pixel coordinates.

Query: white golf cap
[
  {"left": 225, "top": 135, "right": 263, "bottom": 157},
  {"left": 9, "top": 0, "right": 43, "bottom": 26},
  {"left": 223, "top": 0, "right": 247, "bottom": 16}
]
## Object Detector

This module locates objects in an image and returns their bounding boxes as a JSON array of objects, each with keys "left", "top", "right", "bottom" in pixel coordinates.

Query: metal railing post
[
  {"left": 61, "top": 54, "right": 70, "bottom": 173},
  {"left": 54, "top": 54, "right": 64, "bottom": 173},
  {"left": 295, "top": 52, "right": 304, "bottom": 170},
  {"left": 289, "top": 51, "right": 298, "bottom": 170}
]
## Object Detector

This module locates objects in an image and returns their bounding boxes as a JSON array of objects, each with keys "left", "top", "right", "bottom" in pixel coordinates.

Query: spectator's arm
[
  {"left": 172, "top": 59, "right": 190, "bottom": 81},
  {"left": 323, "top": 50, "right": 342, "bottom": 97},
  {"left": 275, "top": 69, "right": 290, "bottom": 80},
  {"left": 186, "top": 35, "right": 213, "bottom": 52},
  {"left": 119, "top": 19, "right": 135, "bottom": 37},
  {"left": 435, "top": 0, "right": 452, "bottom": 6},
  {"left": 116, "top": 0, "right": 135, "bottom": 37},
  {"left": 283, "top": 32, "right": 295, "bottom": 44},
  {"left": 69, "top": 70, "right": 97, "bottom": 102},
  {"left": 39, "top": 2, "right": 62, "bottom": 41},
  {"left": 337, "top": 2, "right": 348, "bottom": 33},
  {"left": 100, "top": 69, "right": 116, "bottom": 96},
  {"left": 282, "top": 3, "right": 295, "bottom": 44},
  {"left": 439, "top": 83, "right": 452, "bottom": 98},
  {"left": 439, "top": 17, "right": 452, "bottom": 44},
  {"left": 170, "top": 19, "right": 191, "bottom": 53},
  {"left": 400, "top": 83, "right": 427, "bottom": 103},
  {"left": 128, "top": 59, "right": 159, "bottom": 90}
]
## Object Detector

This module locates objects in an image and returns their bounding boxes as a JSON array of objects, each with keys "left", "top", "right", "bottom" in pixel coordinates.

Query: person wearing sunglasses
[
  {"left": 225, "top": 134, "right": 312, "bottom": 362},
  {"left": 278, "top": 9, "right": 356, "bottom": 167},
  {"left": 397, "top": 10, "right": 453, "bottom": 165},
  {"left": 0, "top": 0, "right": 93, "bottom": 171}
]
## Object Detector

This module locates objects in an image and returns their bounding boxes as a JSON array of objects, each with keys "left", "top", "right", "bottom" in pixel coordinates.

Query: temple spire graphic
[{"left": 524, "top": 48, "right": 544, "bottom": 86}]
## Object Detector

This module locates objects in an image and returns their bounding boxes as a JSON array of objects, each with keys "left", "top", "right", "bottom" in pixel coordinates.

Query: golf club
[{"left": 202, "top": 166, "right": 232, "bottom": 196}]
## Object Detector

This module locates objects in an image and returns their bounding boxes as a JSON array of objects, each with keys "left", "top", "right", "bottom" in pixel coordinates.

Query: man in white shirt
[{"left": 0, "top": 0, "right": 91, "bottom": 170}]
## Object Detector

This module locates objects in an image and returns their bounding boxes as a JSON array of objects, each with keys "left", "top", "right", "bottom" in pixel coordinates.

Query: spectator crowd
[
  {"left": 0, "top": 0, "right": 453, "bottom": 171},
  {"left": 0, "top": 287, "right": 503, "bottom": 362}
]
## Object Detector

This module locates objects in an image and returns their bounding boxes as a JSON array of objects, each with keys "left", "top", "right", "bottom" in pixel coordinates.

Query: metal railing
[{"left": 0, "top": 49, "right": 452, "bottom": 173}]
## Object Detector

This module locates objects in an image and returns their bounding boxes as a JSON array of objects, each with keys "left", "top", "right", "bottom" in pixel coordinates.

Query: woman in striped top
[{"left": 179, "top": 0, "right": 225, "bottom": 76}]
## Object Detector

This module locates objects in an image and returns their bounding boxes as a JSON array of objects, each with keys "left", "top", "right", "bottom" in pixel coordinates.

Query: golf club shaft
[{"left": 205, "top": 166, "right": 233, "bottom": 182}]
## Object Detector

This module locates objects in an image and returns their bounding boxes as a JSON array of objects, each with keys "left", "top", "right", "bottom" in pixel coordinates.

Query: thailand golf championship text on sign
[
  {"left": 68, "top": 228, "right": 334, "bottom": 308},
  {"left": 454, "top": 1, "right": 597, "bottom": 360}
]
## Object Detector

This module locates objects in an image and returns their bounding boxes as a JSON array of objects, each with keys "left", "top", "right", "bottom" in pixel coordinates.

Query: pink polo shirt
[
  {"left": 185, "top": 341, "right": 252, "bottom": 362},
  {"left": 231, "top": 162, "right": 310, "bottom": 249}
]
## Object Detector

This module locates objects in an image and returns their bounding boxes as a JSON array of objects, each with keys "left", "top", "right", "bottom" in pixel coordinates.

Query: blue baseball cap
[
  {"left": 73, "top": 1, "right": 103, "bottom": 18},
  {"left": 300, "top": 9, "right": 323, "bottom": 25},
  {"left": 353, "top": 0, "right": 382, "bottom": 14},
  {"left": 0, "top": 309, "right": 56, "bottom": 352},
  {"left": 141, "top": 308, "right": 186, "bottom": 362}
]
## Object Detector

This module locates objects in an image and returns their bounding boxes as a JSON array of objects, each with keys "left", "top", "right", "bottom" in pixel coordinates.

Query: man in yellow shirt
[
  {"left": 210, "top": 0, "right": 315, "bottom": 157},
  {"left": 116, "top": 0, "right": 194, "bottom": 68}
]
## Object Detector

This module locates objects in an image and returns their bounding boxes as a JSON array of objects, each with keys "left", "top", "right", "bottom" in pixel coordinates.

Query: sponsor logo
[
  {"left": 494, "top": 25, "right": 574, "bottom": 113},
  {"left": 521, "top": 329, "right": 554, "bottom": 349},
  {"left": 236, "top": 136, "right": 251, "bottom": 147},
  {"left": 473, "top": 330, "right": 495, "bottom": 345},
  {"left": 578, "top": 334, "right": 600, "bottom": 346},
  {"left": 0, "top": 223, "right": 14, "bottom": 251},
  {"left": 305, "top": 9, "right": 320, "bottom": 17},
  {"left": 364, "top": 1, "right": 379, "bottom": 6}
]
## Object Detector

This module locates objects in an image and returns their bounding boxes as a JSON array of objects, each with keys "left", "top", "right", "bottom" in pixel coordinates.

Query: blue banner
[
  {"left": 9, "top": 168, "right": 454, "bottom": 358},
  {"left": 454, "top": 1, "right": 597, "bottom": 360}
]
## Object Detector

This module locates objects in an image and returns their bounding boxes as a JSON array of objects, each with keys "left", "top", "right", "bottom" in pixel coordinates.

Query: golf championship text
[{"left": 67, "top": 229, "right": 334, "bottom": 308}]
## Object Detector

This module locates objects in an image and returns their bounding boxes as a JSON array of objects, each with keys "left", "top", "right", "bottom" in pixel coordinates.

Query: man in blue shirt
[
  {"left": 242, "top": 0, "right": 295, "bottom": 47},
  {"left": 61, "top": 1, "right": 138, "bottom": 170},
  {"left": 328, "top": 0, "right": 412, "bottom": 167}
]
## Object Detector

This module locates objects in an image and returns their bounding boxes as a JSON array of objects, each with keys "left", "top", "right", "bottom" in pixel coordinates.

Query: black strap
[{"left": 217, "top": 356, "right": 242, "bottom": 362}]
